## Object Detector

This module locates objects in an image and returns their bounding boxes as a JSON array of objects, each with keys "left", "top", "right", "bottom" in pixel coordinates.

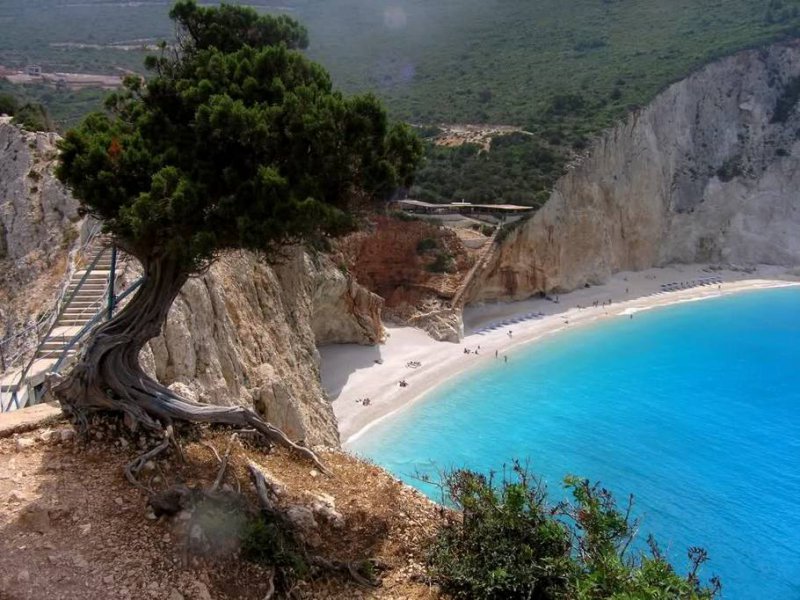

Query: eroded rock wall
[
  {"left": 337, "top": 216, "right": 473, "bottom": 341},
  {"left": 138, "top": 249, "right": 383, "bottom": 447},
  {"left": 0, "top": 119, "right": 82, "bottom": 342},
  {"left": 468, "top": 42, "right": 800, "bottom": 302}
]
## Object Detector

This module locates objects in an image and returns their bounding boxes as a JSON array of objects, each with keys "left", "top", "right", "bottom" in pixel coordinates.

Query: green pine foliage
[{"left": 56, "top": 1, "right": 422, "bottom": 273}]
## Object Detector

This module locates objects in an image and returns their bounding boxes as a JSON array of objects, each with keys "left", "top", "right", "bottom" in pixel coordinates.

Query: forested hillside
[{"left": 3, "top": 0, "right": 800, "bottom": 203}]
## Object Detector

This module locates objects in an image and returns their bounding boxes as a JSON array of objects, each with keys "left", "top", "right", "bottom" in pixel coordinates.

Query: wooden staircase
[{"left": 450, "top": 229, "right": 500, "bottom": 308}]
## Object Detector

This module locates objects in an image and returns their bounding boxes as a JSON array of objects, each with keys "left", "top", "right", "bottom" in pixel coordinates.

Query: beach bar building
[{"left": 391, "top": 199, "right": 534, "bottom": 220}]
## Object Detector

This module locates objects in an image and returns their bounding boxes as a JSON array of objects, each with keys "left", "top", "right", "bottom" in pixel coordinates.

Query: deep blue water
[{"left": 350, "top": 288, "right": 800, "bottom": 599}]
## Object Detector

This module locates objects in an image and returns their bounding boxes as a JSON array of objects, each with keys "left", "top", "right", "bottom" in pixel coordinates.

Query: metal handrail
[
  {"left": 1, "top": 244, "right": 110, "bottom": 412},
  {"left": 0, "top": 219, "right": 104, "bottom": 373},
  {"left": 49, "top": 277, "right": 142, "bottom": 374}
]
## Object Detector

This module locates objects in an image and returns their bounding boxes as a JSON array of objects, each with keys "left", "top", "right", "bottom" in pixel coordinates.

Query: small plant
[
  {"left": 61, "top": 225, "right": 79, "bottom": 250},
  {"left": 427, "top": 250, "right": 454, "bottom": 273},
  {"left": 416, "top": 237, "right": 438, "bottom": 253},
  {"left": 716, "top": 156, "right": 743, "bottom": 182},
  {"left": 494, "top": 217, "right": 529, "bottom": 244},
  {"left": 389, "top": 210, "right": 423, "bottom": 223},
  {"left": 241, "top": 516, "right": 310, "bottom": 580},
  {"left": 771, "top": 75, "right": 800, "bottom": 123}
]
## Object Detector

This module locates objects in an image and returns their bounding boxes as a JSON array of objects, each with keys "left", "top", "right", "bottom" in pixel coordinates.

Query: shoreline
[{"left": 320, "top": 264, "right": 799, "bottom": 446}]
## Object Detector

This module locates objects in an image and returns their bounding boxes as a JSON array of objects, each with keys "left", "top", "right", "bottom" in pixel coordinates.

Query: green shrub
[
  {"left": 389, "top": 209, "right": 423, "bottom": 222},
  {"left": 427, "top": 463, "right": 721, "bottom": 600},
  {"left": 771, "top": 75, "right": 800, "bottom": 123},
  {"left": 416, "top": 237, "right": 438, "bottom": 253},
  {"left": 0, "top": 93, "right": 19, "bottom": 116},
  {"left": 494, "top": 217, "right": 529, "bottom": 245},
  {"left": 427, "top": 250, "right": 454, "bottom": 273},
  {"left": 716, "top": 156, "right": 743, "bottom": 181},
  {"left": 241, "top": 516, "right": 310, "bottom": 579},
  {"left": 13, "top": 102, "right": 53, "bottom": 132}
]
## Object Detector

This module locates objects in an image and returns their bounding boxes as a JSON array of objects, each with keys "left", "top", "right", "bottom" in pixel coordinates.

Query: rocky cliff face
[
  {"left": 0, "top": 119, "right": 82, "bottom": 342},
  {"left": 468, "top": 42, "right": 800, "bottom": 302},
  {"left": 337, "top": 216, "right": 473, "bottom": 341},
  {"left": 138, "top": 249, "right": 383, "bottom": 447},
  {"left": 0, "top": 120, "right": 383, "bottom": 446}
]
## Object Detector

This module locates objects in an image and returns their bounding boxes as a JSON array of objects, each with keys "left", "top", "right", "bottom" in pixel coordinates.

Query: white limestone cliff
[
  {"left": 468, "top": 42, "right": 800, "bottom": 302},
  {"left": 138, "top": 249, "right": 384, "bottom": 447}
]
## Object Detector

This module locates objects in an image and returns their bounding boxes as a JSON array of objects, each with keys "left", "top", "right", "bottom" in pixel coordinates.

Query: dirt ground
[{"left": 0, "top": 417, "right": 441, "bottom": 600}]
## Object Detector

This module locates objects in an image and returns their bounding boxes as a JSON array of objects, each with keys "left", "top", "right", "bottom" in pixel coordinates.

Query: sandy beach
[{"left": 320, "top": 264, "right": 799, "bottom": 445}]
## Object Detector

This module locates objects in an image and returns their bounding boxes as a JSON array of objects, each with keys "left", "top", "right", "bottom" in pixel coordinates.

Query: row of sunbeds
[
  {"left": 474, "top": 311, "right": 546, "bottom": 335},
  {"left": 659, "top": 276, "right": 722, "bottom": 292}
]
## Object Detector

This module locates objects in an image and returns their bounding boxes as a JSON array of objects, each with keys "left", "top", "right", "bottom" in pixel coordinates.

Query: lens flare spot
[{"left": 384, "top": 6, "right": 407, "bottom": 30}]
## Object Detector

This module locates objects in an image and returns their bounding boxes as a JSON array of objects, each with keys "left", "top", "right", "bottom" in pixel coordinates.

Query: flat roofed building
[{"left": 392, "top": 199, "right": 533, "bottom": 216}]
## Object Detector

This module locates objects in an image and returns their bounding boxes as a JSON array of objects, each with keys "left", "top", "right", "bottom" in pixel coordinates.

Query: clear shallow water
[{"left": 350, "top": 288, "right": 800, "bottom": 599}]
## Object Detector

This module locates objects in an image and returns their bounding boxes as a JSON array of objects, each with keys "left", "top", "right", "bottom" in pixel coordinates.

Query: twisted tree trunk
[{"left": 50, "top": 255, "right": 326, "bottom": 471}]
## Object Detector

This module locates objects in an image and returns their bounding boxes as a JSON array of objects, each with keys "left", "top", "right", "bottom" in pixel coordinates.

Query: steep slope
[
  {"left": 0, "top": 121, "right": 384, "bottom": 446},
  {"left": 468, "top": 41, "right": 800, "bottom": 302}
]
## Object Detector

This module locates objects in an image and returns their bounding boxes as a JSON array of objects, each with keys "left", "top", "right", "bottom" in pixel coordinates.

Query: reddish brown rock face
[{"left": 335, "top": 215, "right": 474, "bottom": 319}]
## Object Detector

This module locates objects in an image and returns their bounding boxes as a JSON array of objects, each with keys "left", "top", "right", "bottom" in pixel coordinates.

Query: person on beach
[
  {"left": 495, "top": 349, "right": 498, "bottom": 358},
  {"left": 504, "top": 355, "right": 508, "bottom": 363},
  {"left": 508, "top": 330, "right": 513, "bottom": 338}
]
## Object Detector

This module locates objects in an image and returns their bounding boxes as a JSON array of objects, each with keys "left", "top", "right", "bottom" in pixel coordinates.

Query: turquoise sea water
[{"left": 350, "top": 288, "right": 800, "bottom": 599}]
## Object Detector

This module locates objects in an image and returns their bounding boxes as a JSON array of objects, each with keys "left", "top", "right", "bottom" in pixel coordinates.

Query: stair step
[{"left": 39, "top": 341, "right": 67, "bottom": 350}]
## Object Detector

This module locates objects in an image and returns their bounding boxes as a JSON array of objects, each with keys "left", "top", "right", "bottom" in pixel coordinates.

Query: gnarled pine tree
[{"left": 52, "top": 1, "right": 422, "bottom": 464}]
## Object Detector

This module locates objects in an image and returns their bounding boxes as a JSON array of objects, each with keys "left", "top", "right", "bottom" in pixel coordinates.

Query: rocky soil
[{"left": 0, "top": 416, "right": 441, "bottom": 600}]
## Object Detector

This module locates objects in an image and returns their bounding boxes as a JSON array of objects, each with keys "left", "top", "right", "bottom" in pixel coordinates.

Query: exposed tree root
[
  {"left": 124, "top": 425, "right": 173, "bottom": 492},
  {"left": 247, "top": 460, "right": 379, "bottom": 588},
  {"left": 263, "top": 568, "right": 276, "bottom": 600},
  {"left": 47, "top": 254, "right": 329, "bottom": 476},
  {"left": 211, "top": 433, "right": 237, "bottom": 492}
]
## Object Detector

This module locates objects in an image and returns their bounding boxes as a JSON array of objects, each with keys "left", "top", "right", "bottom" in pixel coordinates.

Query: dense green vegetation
[
  {"left": 428, "top": 463, "right": 721, "bottom": 599},
  {"left": 412, "top": 133, "right": 563, "bottom": 206},
  {"left": 0, "top": 81, "right": 108, "bottom": 130},
  {"left": 4, "top": 0, "right": 800, "bottom": 200},
  {"left": 0, "top": 89, "right": 53, "bottom": 131}
]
